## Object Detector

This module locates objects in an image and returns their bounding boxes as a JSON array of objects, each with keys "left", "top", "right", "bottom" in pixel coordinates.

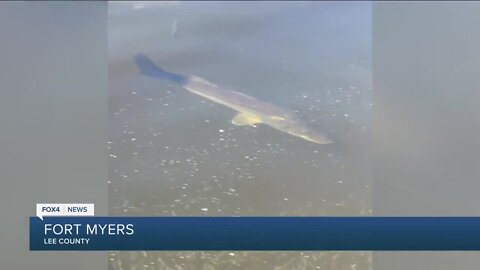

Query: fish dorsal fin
[
  {"left": 190, "top": 75, "right": 218, "bottom": 88},
  {"left": 231, "top": 112, "right": 262, "bottom": 126}
]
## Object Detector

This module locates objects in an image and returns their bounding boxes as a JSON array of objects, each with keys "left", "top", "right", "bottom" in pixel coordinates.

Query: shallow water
[{"left": 108, "top": 1, "right": 372, "bottom": 269}]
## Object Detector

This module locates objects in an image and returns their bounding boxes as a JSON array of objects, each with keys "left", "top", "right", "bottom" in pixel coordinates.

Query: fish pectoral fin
[{"left": 231, "top": 112, "right": 262, "bottom": 126}]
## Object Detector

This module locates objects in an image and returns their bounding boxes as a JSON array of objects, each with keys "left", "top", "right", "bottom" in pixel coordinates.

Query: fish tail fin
[{"left": 134, "top": 53, "right": 187, "bottom": 84}]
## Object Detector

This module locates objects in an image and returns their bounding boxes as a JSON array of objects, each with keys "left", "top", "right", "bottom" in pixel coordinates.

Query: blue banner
[{"left": 30, "top": 217, "right": 480, "bottom": 251}]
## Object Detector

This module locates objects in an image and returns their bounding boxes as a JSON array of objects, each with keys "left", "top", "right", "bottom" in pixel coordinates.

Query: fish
[{"left": 134, "top": 53, "right": 332, "bottom": 144}]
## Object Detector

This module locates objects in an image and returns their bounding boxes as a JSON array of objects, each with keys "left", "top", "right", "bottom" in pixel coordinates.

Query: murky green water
[{"left": 108, "top": 1, "right": 372, "bottom": 269}]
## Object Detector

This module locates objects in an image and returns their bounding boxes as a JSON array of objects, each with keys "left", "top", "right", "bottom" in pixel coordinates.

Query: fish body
[{"left": 134, "top": 53, "right": 332, "bottom": 144}]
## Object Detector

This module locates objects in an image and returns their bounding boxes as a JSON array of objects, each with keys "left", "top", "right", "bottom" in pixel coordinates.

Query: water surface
[{"left": 108, "top": 2, "right": 372, "bottom": 269}]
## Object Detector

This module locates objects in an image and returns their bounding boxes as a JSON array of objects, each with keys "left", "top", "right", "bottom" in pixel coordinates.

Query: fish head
[{"left": 266, "top": 115, "right": 333, "bottom": 145}]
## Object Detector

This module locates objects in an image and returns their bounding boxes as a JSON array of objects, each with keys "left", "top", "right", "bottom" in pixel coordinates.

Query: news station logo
[{"left": 36, "top": 204, "right": 94, "bottom": 220}]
